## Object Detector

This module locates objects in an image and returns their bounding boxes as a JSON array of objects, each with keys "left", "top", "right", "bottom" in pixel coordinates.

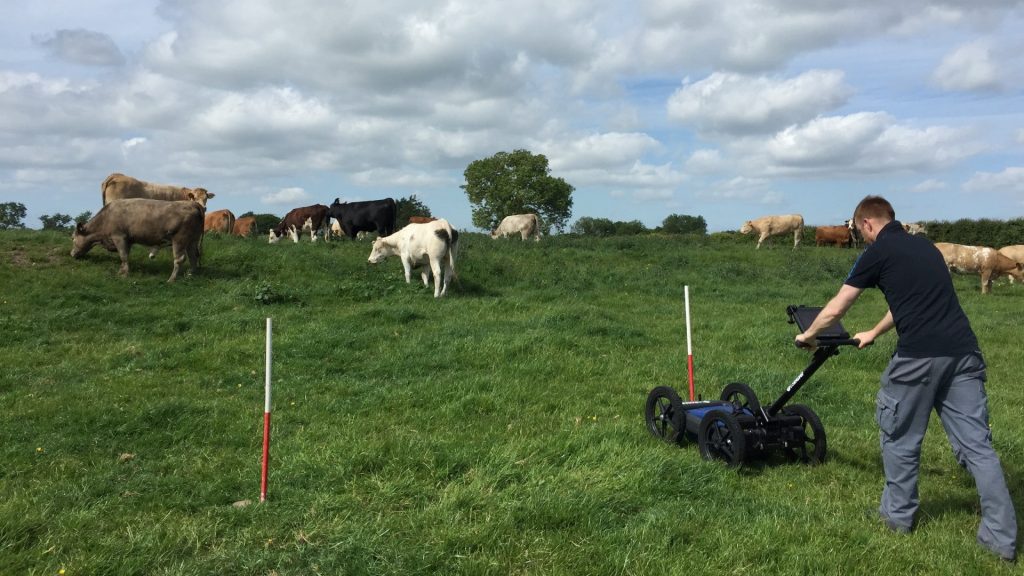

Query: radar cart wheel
[
  {"left": 645, "top": 386, "right": 685, "bottom": 444},
  {"left": 782, "top": 403, "right": 827, "bottom": 464},
  {"left": 698, "top": 409, "right": 746, "bottom": 467},
  {"left": 720, "top": 382, "right": 761, "bottom": 416}
]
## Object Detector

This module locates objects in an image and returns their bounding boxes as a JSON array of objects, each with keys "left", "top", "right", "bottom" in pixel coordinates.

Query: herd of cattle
[
  {"left": 739, "top": 213, "right": 1024, "bottom": 293},
  {"left": 70, "top": 173, "right": 542, "bottom": 294},
  {"left": 67, "top": 174, "right": 1024, "bottom": 295}
]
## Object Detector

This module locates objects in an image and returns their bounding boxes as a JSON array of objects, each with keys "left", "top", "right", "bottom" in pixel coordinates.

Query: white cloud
[
  {"left": 696, "top": 176, "right": 783, "bottom": 205},
  {"left": 933, "top": 40, "right": 1001, "bottom": 91},
  {"left": 667, "top": 70, "right": 852, "bottom": 135},
  {"left": 543, "top": 132, "right": 661, "bottom": 171},
  {"left": 684, "top": 149, "right": 725, "bottom": 174},
  {"left": 262, "top": 187, "right": 311, "bottom": 205},
  {"left": 963, "top": 167, "right": 1024, "bottom": 193},
  {"left": 910, "top": 178, "right": 947, "bottom": 193}
]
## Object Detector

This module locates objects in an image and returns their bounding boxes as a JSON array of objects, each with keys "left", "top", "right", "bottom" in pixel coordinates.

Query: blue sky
[{"left": 1, "top": 0, "right": 1022, "bottom": 232}]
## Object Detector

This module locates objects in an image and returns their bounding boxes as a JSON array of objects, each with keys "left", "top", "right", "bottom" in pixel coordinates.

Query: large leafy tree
[
  {"left": 0, "top": 202, "right": 27, "bottom": 229},
  {"left": 662, "top": 214, "right": 707, "bottom": 235},
  {"left": 40, "top": 213, "right": 74, "bottom": 230},
  {"left": 462, "top": 149, "right": 573, "bottom": 233}
]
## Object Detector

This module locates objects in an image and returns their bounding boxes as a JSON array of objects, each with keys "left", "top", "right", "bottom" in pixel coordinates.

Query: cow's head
[
  {"left": 70, "top": 222, "right": 93, "bottom": 258},
  {"left": 186, "top": 187, "right": 214, "bottom": 207},
  {"left": 739, "top": 221, "right": 754, "bottom": 234},
  {"left": 367, "top": 238, "right": 395, "bottom": 264},
  {"left": 268, "top": 229, "right": 281, "bottom": 244}
]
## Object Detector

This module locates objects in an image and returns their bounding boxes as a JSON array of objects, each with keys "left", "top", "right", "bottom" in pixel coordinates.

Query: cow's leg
[
  {"left": 186, "top": 242, "right": 200, "bottom": 276},
  {"left": 401, "top": 258, "right": 413, "bottom": 284},
  {"left": 756, "top": 232, "right": 769, "bottom": 249},
  {"left": 430, "top": 257, "right": 444, "bottom": 297},
  {"left": 981, "top": 271, "right": 992, "bottom": 294},
  {"left": 793, "top": 229, "right": 801, "bottom": 249},
  {"left": 168, "top": 244, "right": 184, "bottom": 283},
  {"left": 112, "top": 236, "right": 131, "bottom": 276}
]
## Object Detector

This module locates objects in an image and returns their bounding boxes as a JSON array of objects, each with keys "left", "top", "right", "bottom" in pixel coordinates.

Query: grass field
[{"left": 1, "top": 229, "right": 1022, "bottom": 575}]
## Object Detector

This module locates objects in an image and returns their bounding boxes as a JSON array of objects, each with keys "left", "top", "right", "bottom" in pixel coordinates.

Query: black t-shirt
[{"left": 844, "top": 221, "right": 978, "bottom": 357}]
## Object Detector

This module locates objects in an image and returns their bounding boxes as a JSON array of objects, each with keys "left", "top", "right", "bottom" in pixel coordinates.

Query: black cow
[{"left": 327, "top": 197, "right": 397, "bottom": 239}]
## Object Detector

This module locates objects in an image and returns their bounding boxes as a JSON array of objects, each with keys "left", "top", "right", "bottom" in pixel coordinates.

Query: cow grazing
[
  {"left": 740, "top": 214, "right": 804, "bottom": 249},
  {"left": 408, "top": 216, "right": 437, "bottom": 224},
  {"left": 327, "top": 198, "right": 397, "bottom": 239},
  {"left": 815, "top": 225, "right": 853, "bottom": 248},
  {"left": 101, "top": 173, "right": 213, "bottom": 207},
  {"left": 903, "top": 222, "right": 928, "bottom": 235},
  {"left": 233, "top": 216, "right": 256, "bottom": 237},
  {"left": 997, "top": 245, "right": 1024, "bottom": 283},
  {"left": 491, "top": 213, "right": 541, "bottom": 241},
  {"left": 268, "top": 204, "right": 329, "bottom": 244},
  {"left": 71, "top": 198, "right": 203, "bottom": 282},
  {"left": 204, "top": 209, "right": 236, "bottom": 234},
  {"left": 368, "top": 219, "right": 459, "bottom": 298},
  {"left": 934, "top": 242, "right": 1024, "bottom": 294}
]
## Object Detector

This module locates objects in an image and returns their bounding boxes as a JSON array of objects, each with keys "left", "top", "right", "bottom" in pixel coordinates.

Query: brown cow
[
  {"left": 934, "top": 242, "right": 1024, "bottom": 294},
  {"left": 101, "top": 173, "right": 214, "bottom": 207},
  {"left": 814, "top": 225, "right": 853, "bottom": 247},
  {"left": 408, "top": 216, "right": 437, "bottom": 224},
  {"left": 268, "top": 204, "right": 329, "bottom": 243},
  {"left": 233, "top": 216, "right": 256, "bottom": 237},
  {"left": 997, "top": 245, "right": 1024, "bottom": 283},
  {"left": 204, "top": 209, "right": 236, "bottom": 234},
  {"left": 71, "top": 198, "right": 203, "bottom": 282},
  {"left": 739, "top": 214, "right": 803, "bottom": 249}
]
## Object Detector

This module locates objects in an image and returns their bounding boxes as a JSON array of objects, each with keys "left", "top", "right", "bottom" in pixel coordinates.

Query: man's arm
[
  {"left": 795, "top": 284, "right": 863, "bottom": 348},
  {"left": 852, "top": 309, "right": 894, "bottom": 349}
]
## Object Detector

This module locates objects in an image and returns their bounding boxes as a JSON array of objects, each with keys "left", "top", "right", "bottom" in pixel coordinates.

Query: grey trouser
[{"left": 876, "top": 352, "right": 1017, "bottom": 557}]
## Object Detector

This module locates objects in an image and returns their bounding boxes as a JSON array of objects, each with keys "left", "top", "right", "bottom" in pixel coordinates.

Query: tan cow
[
  {"left": 491, "top": 213, "right": 540, "bottom": 241},
  {"left": 204, "top": 209, "right": 236, "bottom": 234},
  {"left": 815, "top": 225, "right": 853, "bottom": 247},
  {"left": 903, "top": 222, "right": 928, "bottom": 235},
  {"left": 740, "top": 214, "right": 804, "bottom": 249},
  {"left": 101, "top": 173, "right": 214, "bottom": 207},
  {"left": 934, "top": 242, "right": 1024, "bottom": 294},
  {"left": 71, "top": 198, "right": 203, "bottom": 282},
  {"left": 233, "top": 216, "right": 256, "bottom": 237},
  {"left": 998, "top": 245, "right": 1024, "bottom": 283}
]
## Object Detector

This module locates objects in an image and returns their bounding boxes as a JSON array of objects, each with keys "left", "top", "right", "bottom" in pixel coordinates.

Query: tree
[
  {"left": 571, "top": 217, "right": 616, "bottom": 236},
  {"left": 396, "top": 195, "right": 433, "bottom": 225},
  {"left": 241, "top": 212, "right": 281, "bottom": 235},
  {"left": 462, "top": 149, "right": 573, "bottom": 233},
  {"left": 0, "top": 202, "right": 27, "bottom": 230},
  {"left": 74, "top": 211, "right": 93, "bottom": 226},
  {"left": 662, "top": 214, "right": 707, "bottom": 235},
  {"left": 40, "top": 213, "right": 74, "bottom": 230}
]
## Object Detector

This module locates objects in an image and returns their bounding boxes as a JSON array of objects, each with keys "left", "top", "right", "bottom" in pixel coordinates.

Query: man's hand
[
  {"left": 795, "top": 332, "right": 818, "bottom": 350},
  {"left": 852, "top": 330, "right": 876, "bottom": 349}
]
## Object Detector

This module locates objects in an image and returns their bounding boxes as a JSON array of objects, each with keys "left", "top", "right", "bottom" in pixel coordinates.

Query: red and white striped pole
[
  {"left": 684, "top": 286, "right": 695, "bottom": 401},
  {"left": 260, "top": 317, "right": 272, "bottom": 503}
]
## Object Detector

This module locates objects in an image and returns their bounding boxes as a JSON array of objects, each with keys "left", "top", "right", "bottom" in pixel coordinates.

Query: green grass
[{"left": 1, "top": 229, "right": 1022, "bottom": 575}]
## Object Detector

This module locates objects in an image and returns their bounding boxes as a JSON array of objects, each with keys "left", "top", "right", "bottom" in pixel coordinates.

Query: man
[{"left": 795, "top": 195, "right": 1016, "bottom": 562}]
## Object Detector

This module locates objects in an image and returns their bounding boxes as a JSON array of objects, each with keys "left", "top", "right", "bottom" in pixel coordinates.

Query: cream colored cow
[
  {"left": 739, "top": 214, "right": 804, "bottom": 249},
  {"left": 998, "top": 245, "right": 1024, "bottom": 284},
  {"left": 935, "top": 242, "right": 1024, "bottom": 294}
]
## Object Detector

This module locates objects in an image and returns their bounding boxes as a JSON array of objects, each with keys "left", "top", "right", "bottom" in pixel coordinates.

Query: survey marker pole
[
  {"left": 684, "top": 286, "right": 695, "bottom": 401},
  {"left": 260, "top": 318, "right": 272, "bottom": 503}
]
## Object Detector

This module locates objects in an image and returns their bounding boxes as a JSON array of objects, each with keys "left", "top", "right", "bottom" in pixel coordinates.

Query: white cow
[
  {"left": 368, "top": 219, "right": 459, "bottom": 297},
  {"left": 491, "top": 213, "right": 541, "bottom": 241},
  {"left": 903, "top": 222, "right": 928, "bottom": 235},
  {"left": 739, "top": 214, "right": 804, "bottom": 249},
  {"left": 998, "top": 245, "right": 1024, "bottom": 283},
  {"left": 935, "top": 242, "right": 1024, "bottom": 294}
]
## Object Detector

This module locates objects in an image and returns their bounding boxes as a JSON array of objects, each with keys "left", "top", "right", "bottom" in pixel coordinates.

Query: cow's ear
[
  {"left": 74, "top": 222, "right": 85, "bottom": 234},
  {"left": 206, "top": 192, "right": 215, "bottom": 199}
]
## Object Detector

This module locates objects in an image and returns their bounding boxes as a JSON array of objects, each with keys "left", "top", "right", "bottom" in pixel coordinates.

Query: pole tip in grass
[{"left": 232, "top": 499, "right": 253, "bottom": 509}]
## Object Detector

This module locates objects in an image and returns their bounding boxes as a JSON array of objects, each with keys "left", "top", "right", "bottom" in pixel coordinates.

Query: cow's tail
[{"left": 101, "top": 173, "right": 121, "bottom": 205}]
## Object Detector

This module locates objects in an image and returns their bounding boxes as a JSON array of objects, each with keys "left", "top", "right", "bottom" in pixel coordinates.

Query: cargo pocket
[
  {"left": 875, "top": 390, "right": 900, "bottom": 437},
  {"left": 884, "top": 355, "right": 931, "bottom": 385}
]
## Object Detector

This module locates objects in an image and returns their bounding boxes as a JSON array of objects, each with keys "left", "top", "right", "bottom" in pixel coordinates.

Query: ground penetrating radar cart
[{"left": 644, "top": 305, "right": 861, "bottom": 467}]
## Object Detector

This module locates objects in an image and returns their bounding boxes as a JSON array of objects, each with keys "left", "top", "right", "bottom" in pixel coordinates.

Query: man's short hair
[{"left": 854, "top": 195, "right": 895, "bottom": 222}]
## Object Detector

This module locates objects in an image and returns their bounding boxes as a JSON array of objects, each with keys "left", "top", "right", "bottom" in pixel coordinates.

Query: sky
[{"left": 1, "top": 0, "right": 1023, "bottom": 232}]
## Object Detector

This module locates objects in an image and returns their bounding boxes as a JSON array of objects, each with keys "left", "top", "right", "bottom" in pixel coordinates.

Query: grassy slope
[{"left": 1, "top": 230, "right": 1021, "bottom": 575}]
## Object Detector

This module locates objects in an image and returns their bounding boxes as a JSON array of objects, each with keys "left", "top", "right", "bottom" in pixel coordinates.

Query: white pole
[
  {"left": 260, "top": 318, "right": 272, "bottom": 503},
  {"left": 684, "top": 286, "right": 695, "bottom": 401}
]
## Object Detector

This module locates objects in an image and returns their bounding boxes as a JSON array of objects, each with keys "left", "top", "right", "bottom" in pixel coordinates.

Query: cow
[
  {"left": 814, "top": 225, "right": 853, "bottom": 247},
  {"left": 71, "top": 198, "right": 203, "bottom": 282},
  {"left": 367, "top": 219, "right": 459, "bottom": 298},
  {"left": 101, "top": 173, "right": 213, "bottom": 207},
  {"left": 934, "top": 242, "right": 1024, "bottom": 294},
  {"left": 204, "top": 209, "right": 235, "bottom": 234},
  {"left": 268, "top": 204, "right": 329, "bottom": 244},
  {"left": 903, "top": 222, "right": 928, "bottom": 235},
  {"left": 233, "top": 216, "right": 256, "bottom": 237},
  {"left": 739, "top": 214, "right": 804, "bottom": 249},
  {"left": 997, "top": 245, "right": 1024, "bottom": 283},
  {"left": 408, "top": 216, "right": 437, "bottom": 224},
  {"left": 491, "top": 213, "right": 541, "bottom": 241},
  {"left": 327, "top": 198, "right": 397, "bottom": 240},
  {"left": 845, "top": 219, "right": 863, "bottom": 248}
]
